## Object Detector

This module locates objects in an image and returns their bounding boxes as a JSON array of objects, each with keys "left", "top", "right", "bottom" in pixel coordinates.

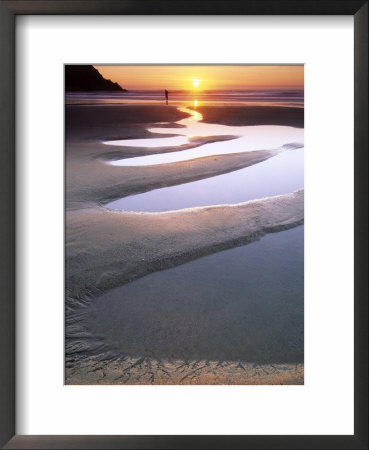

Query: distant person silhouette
[{"left": 165, "top": 89, "right": 169, "bottom": 105}]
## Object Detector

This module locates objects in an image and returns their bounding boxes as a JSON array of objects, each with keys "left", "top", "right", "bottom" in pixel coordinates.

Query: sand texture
[{"left": 65, "top": 104, "right": 304, "bottom": 384}]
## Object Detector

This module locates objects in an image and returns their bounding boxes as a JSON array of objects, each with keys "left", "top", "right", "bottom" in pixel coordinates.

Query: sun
[{"left": 192, "top": 79, "right": 200, "bottom": 88}]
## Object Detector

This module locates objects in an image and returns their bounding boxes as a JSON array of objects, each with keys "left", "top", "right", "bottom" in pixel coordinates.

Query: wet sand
[
  {"left": 191, "top": 105, "right": 304, "bottom": 127},
  {"left": 65, "top": 104, "right": 304, "bottom": 384},
  {"left": 67, "top": 357, "right": 304, "bottom": 385}
]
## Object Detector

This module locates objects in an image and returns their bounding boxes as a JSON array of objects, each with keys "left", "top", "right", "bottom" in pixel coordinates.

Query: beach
[{"left": 65, "top": 101, "right": 304, "bottom": 385}]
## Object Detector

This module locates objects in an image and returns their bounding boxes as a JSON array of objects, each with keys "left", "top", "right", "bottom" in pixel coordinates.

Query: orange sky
[{"left": 94, "top": 65, "right": 304, "bottom": 90}]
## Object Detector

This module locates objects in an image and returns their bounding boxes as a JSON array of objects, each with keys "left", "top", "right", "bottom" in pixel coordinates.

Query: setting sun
[{"left": 94, "top": 65, "right": 304, "bottom": 90}]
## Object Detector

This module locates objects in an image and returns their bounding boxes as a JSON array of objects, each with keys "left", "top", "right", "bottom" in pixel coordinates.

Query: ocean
[{"left": 65, "top": 89, "right": 304, "bottom": 107}]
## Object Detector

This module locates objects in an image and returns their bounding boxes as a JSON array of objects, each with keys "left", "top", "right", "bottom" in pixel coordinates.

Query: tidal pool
[
  {"left": 105, "top": 135, "right": 189, "bottom": 148},
  {"left": 86, "top": 226, "right": 304, "bottom": 364},
  {"left": 106, "top": 147, "right": 304, "bottom": 212},
  {"left": 104, "top": 107, "right": 304, "bottom": 166}
]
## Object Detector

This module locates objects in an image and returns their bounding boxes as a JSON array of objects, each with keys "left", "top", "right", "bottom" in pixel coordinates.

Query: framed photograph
[{"left": 1, "top": 1, "right": 367, "bottom": 449}]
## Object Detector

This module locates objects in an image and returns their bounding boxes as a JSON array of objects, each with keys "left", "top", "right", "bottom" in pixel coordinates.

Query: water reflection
[
  {"left": 87, "top": 226, "right": 304, "bottom": 363},
  {"left": 106, "top": 147, "right": 304, "bottom": 212},
  {"left": 105, "top": 105, "right": 303, "bottom": 166}
]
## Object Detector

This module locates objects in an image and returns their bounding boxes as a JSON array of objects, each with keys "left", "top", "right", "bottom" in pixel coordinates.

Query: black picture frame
[{"left": 0, "top": 1, "right": 367, "bottom": 449}]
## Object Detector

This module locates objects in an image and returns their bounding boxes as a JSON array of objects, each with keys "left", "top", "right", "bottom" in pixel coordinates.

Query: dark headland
[{"left": 65, "top": 65, "right": 126, "bottom": 92}]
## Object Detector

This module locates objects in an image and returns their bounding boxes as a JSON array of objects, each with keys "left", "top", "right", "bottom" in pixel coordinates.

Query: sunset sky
[{"left": 94, "top": 65, "right": 304, "bottom": 91}]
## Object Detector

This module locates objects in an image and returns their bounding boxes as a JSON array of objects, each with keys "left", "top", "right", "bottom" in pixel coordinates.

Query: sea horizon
[{"left": 65, "top": 88, "right": 304, "bottom": 107}]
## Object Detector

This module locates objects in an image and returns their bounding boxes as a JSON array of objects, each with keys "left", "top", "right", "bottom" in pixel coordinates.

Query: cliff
[{"left": 65, "top": 65, "right": 126, "bottom": 92}]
